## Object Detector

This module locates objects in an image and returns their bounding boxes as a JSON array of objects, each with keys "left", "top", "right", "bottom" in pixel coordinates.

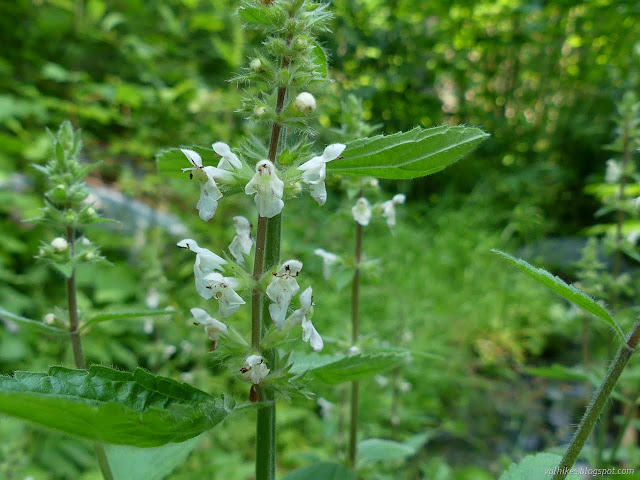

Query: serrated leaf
[
  {"left": 327, "top": 126, "right": 489, "bottom": 179},
  {"left": 499, "top": 453, "right": 579, "bottom": 480},
  {"left": 105, "top": 436, "right": 201, "bottom": 480},
  {"left": 290, "top": 352, "right": 408, "bottom": 384},
  {"left": 284, "top": 462, "right": 356, "bottom": 480},
  {"left": 0, "top": 366, "right": 233, "bottom": 447},
  {"left": 79, "top": 309, "right": 175, "bottom": 332},
  {"left": 357, "top": 439, "right": 415, "bottom": 467},
  {"left": 492, "top": 250, "right": 625, "bottom": 342},
  {"left": 0, "top": 308, "right": 67, "bottom": 335}
]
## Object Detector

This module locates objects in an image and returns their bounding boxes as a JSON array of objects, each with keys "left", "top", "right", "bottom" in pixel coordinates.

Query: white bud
[
  {"left": 81, "top": 237, "right": 91, "bottom": 246},
  {"left": 348, "top": 345, "right": 360, "bottom": 356},
  {"left": 86, "top": 207, "right": 97, "bottom": 217},
  {"left": 295, "top": 92, "right": 316, "bottom": 113},
  {"left": 163, "top": 344, "right": 177, "bottom": 358},
  {"left": 250, "top": 58, "right": 262, "bottom": 72},
  {"left": 51, "top": 237, "right": 68, "bottom": 252},
  {"left": 253, "top": 106, "right": 267, "bottom": 118},
  {"left": 43, "top": 313, "right": 56, "bottom": 325},
  {"left": 85, "top": 252, "right": 95, "bottom": 260}
]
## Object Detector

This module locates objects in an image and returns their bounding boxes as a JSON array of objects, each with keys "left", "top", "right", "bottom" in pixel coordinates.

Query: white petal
[
  {"left": 181, "top": 148, "right": 203, "bottom": 168},
  {"left": 299, "top": 287, "right": 313, "bottom": 311},
  {"left": 277, "top": 259, "right": 303, "bottom": 276},
  {"left": 351, "top": 197, "right": 372, "bottom": 226},
  {"left": 309, "top": 181, "right": 327, "bottom": 205},
  {"left": 190, "top": 307, "right": 212, "bottom": 325},
  {"left": 194, "top": 256, "right": 214, "bottom": 299},
  {"left": 302, "top": 316, "right": 323, "bottom": 352},
  {"left": 321, "top": 143, "right": 346, "bottom": 161},
  {"left": 203, "top": 165, "right": 235, "bottom": 182},
  {"left": 255, "top": 193, "right": 284, "bottom": 218},
  {"left": 212, "top": 142, "right": 242, "bottom": 170},
  {"left": 197, "top": 179, "right": 223, "bottom": 221},
  {"left": 392, "top": 194, "right": 406, "bottom": 204},
  {"left": 233, "top": 216, "right": 251, "bottom": 235},
  {"left": 177, "top": 238, "right": 202, "bottom": 252}
]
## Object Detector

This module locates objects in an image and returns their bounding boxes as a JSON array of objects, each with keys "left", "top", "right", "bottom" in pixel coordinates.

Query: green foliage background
[{"left": 1, "top": 0, "right": 639, "bottom": 479}]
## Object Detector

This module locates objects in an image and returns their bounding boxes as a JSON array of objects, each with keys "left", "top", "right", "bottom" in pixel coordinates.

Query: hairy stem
[
  {"left": 348, "top": 197, "right": 364, "bottom": 468},
  {"left": 66, "top": 226, "right": 114, "bottom": 480},
  {"left": 552, "top": 318, "right": 640, "bottom": 480}
]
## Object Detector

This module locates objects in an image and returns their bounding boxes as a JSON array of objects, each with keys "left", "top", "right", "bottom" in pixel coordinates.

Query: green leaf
[
  {"left": 106, "top": 436, "right": 201, "bottom": 480},
  {"left": 156, "top": 146, "right": 213, "bottom": 179},
  {"left": 492, "top": 250, "right": 625, "bottom": 342},
  {"left": 311, "top": 41, "right": 328, "bottom": 78},
  {"left": 327, "top": 126, "right": 489, "bottom": 179},
  {"left": 237, "top": 5, "right": 271, "bottom": 25},
  {"left": 357, "top": 439, "right": 415, "bottom": 466},
  {"left": 524, "top": 364, "right": 590, "bottom": 382},
  {"left": 0, "top": 307, "right": 67, "bottom": 336},
  {"left": 284, "top": 462, "right": 356, "bottom": 480},
  {"left": 290, "top": 352, "right": 408, "bottom": 384},
  {"left": 499, "top": 453, "right": 579, "bottom": 480},
  {"left": 0, "top": 366, "right": 233, "bottom": 447},
  {"left": 79, "top": 309, "right": 175, "bottom": 332}
]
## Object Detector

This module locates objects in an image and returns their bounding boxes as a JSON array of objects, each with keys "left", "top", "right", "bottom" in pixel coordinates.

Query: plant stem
[
  {"left": 252, "top": 68, "right": 287, "bottom": 479},
  {"left": 348, "top": 194, "right": 364, "bottom": 469},
  {"left": 65, "top": 226, "right": 114, "bottom": 480},
  {"left": 552, "top": 318, "right": 640, "bottom": 480},
  {"left": 609, "top": 380, "right": 640, "bottom": 463}
]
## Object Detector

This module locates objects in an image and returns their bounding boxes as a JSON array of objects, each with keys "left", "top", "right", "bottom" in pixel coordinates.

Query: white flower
[
  {"left": 204, "top": 272, "right": 245, "bottom": 318},
  {"left": 163, "top": 344, "right": 177, "bottom": 359},
  {"left": 317, "top": 397, "right": 334, "bottom": 419},
  {"left": 295, "top": 92, "right": 316, "bottom": 113},
  {"left": 190, "top": 307, "right": 228, "bottom": 348},
  {"left": 297, "top": 144, "right": 346, "bottom": 205},
  {"left": 374, "top": 375, "right": 389, "bottom": 387},
  {"left": 266, "top": 260, "right": 302, "bottom": 329},
  {"left": 286, "top": 287, "right": 323, "bottom": 352},
  {"left": 627, "top": 230, "right": 639, "bottom": 245},
  {"left": 245, "top": 160, "right": 284, "bottom": 218},
  {"left": 180, "top": 148, "right": 234, "bottom": 221},
  {"left": 605, "top": 159, "right": 621, "bottom": 184},
  {"left": 229, "top": 216, "right": 253, "bottom": 264},
  {"left": 51, "top": 237, "right": 68, "bottom": 252},
  {"left": 43, "top": 313, "right": 56, "bottom": 325},
  {"left": 314, "top": 248, "right": 340, "bottom": 280},
  {"left": 177, "top": 239, "right": 227, "bottom": 300},
  {"left": 380, "top": 193, "right": 406, "bottom": 228},
  {"left": 351, "top": 197, "right": 372, "bottom": 226},
  {"left": 143, "top": 319, "right": 154, "bottom": 334},
  {"left": 145, "top": 287, "right": 160, "bottom": 309},
  {"left": 212, "top": 142, "right": 242, "bottom": 171},
  {"left": 348, "top": 345, "right": 361, "bottom": 356},
  {"left": 240, "top": 354, "right": 270, "bottom": 384}
]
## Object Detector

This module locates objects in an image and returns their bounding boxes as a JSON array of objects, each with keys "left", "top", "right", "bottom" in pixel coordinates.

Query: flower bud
[
  {"left": 295, "top": 92, "right": 316, "bottom": 113},
  {"left": 250, "top": 58, "right": 262, "bottom": 72},
  {"left": 43, "top": 313, "right": 56, "bottom": 325},
  {"left": 64, "top": 211, "right": 76, "bottom": 224},
  {"left": 51, "top": 184, "right": 67, "bottom": 202},
  {"left": 51, "top": 237, "right": 68, "bottom": 252},
  {"left": 253, "top": 106, "right": 267, "bottom": 118}
]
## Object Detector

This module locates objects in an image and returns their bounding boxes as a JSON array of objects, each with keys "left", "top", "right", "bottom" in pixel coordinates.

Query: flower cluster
[
  {"left": 352, "top": 193, "right": 406, "bottom": 228},
  {"left": 180, "top": 141, "right": 346, "bottom": 220}
]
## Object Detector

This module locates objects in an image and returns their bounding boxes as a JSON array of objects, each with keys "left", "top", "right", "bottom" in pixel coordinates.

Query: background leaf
[
  {"left": 105, "top": 435, "right": 201, "bottom": 480},
  {"left": 0, "top": 307, "right": 67, "bottom": 336},
  {"left": 289, "top": 352, "right": 409, "bottom": 384},
  {"left": 0, "top": 365, "right": 233, "bottom": 447},
  {"left": 79, "top": 309, "right": 175, "bottom": 332},
  {"left": 492, "top": 250, "right": 625, "bottom": 342},
  {"left": 327, "top": 126, "right": 489, "bottom": 179},
  {"left": 283, "top": 462, "right": 356, "bottom": 480},
  {"left": 357, "top": 438, "right": 416, "bottom": 467},
  {"left": 499, "top": 453, "right": 579, "bottom": 480}
]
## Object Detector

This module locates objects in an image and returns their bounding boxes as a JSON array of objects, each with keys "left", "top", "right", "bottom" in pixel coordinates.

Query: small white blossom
[
  {"left": 145, "top": 287, "right": 160, "bottom": 309},
  {"left": 51, "top": 237, "right": 68, "bottom": 252},
  {"left": 250, "top": 58, "right": 262, "bottom": 72},
  {"left": 163, "top": 344, "right": 177, "bottom": 359},
  {"left": 143, "top": 319, "right": 154, "bottom": 334},
  {"left": 297, "top": 144, "right": 346, "bottom": 205},
  {"left": 81, "top": 237, "right": 91, "bottom": 246},
  {"left": 253, "top": 106, "right": 267, "bottom": 118},
  {"left": 212, "top": 142, "right": 242, "bottom": 171},
  {"left": 348, "top": 345, "right": 360, "bottom": 356},
  {"left": 286, "top": 287, "right": 323, "bottom": 352},
  {"left": 43, "top": 313, "right": 56, "bottom": 325},
  {"left": 266, "top": 260, "right": 302, "bottom": 329},
  {"left": 351, "top": 197, "right": 372, "bottom": 226},
  {"left": 204, "top": 272, "right": 246, "bottom": 318},
  {"left": 314, "top": 248, "right": 340, "bottom": 280},
  {"left": 180, "top": 149, "right": 234, "bottom": 221},
  {"left": 295, "top": 92, "right": 316, "bottom": 113},
  {"left": 229, "top": 216, "right": 253, "bottom": 264},
  {"left": 398, "top": 380, "right": 412, "bottom": 393},
  {"left": 245, "top": 160, "right": 284, "bottom": 218},
  {"left": 190, "top": 307, "right": 228, "bottom": 347},
  {"left": 380, "top": 193, "right": 406, "bottom": 228},
  {"left": 627, "top": 230, "right": 639, "bottom": 245},
  {"left": 317, "top": 397, "right": 334, "bottom": 419},
  {"left": 177, "top": 239, "right": 227, "bottom": 300},
  {"left": 240, "top": 354, "right": 270, "bottom": 384},
  {"left": 180, "top": 340, "right": 193, "bottom": 354},
  {"left": 180, "top": 372, "right": 194, "bottom": 383},
  {"left": 374, "top": 375, "right": 389, "bottom": 387},
  {"left": 605, "top": 159, "right": 621, "bottom": 184}
]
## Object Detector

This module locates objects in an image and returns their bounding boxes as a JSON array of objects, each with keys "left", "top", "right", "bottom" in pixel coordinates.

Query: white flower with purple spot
[
  {"left": 297, "top": 144, "right": 346, "bottom": 205},
  {"left": 245, "top": 160, "right": 284, "bottom": 218},
  {"left": 177, "top": 238, "right": 227, "bottom": 300},
  {"left": 266, "top": 260, "right": 302, "bottom": 329}
]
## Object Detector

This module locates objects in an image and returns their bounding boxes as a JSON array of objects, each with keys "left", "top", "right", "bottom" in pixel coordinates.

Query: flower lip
[{"left": 212, "top": 142, "right": 242, "bottom": 170}]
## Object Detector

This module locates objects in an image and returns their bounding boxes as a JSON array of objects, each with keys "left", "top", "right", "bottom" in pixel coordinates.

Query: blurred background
[{"left": 1, "top": 1, "right": 640, "bottom": 479}]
